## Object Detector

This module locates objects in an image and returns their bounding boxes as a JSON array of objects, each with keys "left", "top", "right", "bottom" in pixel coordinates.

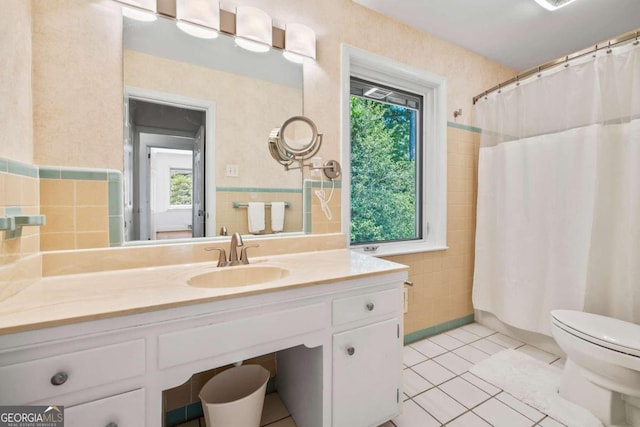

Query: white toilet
[{"left": 551, "top": 310, "right": 640, "bottom": 427}]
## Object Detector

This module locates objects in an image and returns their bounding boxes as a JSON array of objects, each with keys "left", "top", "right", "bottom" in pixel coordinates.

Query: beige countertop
[{"left": 0, "top": 250, "right": 407, "bottom": 335}]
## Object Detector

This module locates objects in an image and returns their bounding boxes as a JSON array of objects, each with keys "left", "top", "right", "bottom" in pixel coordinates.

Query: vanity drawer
[
  {"left": 333, "top": 288, "right": 401, "bottom": 326},
  {"left": 65, "top": 388, "right": 145, "bottom": 427},
  {"left": 158, "top": 303, "right": 327, "bottom": 369},
  {"left": 0, "top": 339, "right": 145, "bottom": 404}
]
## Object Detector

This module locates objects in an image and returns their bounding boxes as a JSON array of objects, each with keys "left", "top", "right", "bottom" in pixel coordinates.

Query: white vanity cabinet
[
  {"left": 65, "top": 389, "right": 145, "bottom": 427},
  {"left": 0, "top": 269, "right": 406, "bottom": 427},
  {"left": 331, "top": 288, "right": 403, "bottom": 427}
]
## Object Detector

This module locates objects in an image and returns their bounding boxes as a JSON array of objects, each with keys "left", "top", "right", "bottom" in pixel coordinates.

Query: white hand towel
[
  {"left": 247, "top": 202, "right": 265, "bottom": 234},
  {"left": 271, "top": 202, "right": 285, "bottom": 233}
]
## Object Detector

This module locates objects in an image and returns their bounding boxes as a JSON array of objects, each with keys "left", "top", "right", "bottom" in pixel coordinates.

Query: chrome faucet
[{"left": 205, "top": 232, "right": 259, "bottom": 267}]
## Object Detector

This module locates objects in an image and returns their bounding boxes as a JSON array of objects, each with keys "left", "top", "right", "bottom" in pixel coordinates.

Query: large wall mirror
[{"left": 123, "top": 14, "right": 304, "bottom": 243}]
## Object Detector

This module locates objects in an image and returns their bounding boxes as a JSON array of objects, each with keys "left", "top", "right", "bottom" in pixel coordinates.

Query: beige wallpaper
[
  {"left": 1, "top": 1, "right": 33, "bottom": 163},
  {"left": 31, "top": 0, "right": 123, "bottom": 170}
]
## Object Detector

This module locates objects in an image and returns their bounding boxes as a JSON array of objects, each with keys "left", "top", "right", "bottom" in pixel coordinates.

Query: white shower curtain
[{"left": 473, "top": 43, "right": 640, "bottom": 335}]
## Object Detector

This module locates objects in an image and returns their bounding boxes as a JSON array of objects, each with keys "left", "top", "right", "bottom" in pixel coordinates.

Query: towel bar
[{"left": 232, "top": 202, "right": 290, "bottom": 208}]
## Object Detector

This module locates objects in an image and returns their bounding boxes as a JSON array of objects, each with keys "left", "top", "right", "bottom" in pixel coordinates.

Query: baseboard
[{"left": 403, "top": 314, "right": 475, "bottom": 345}]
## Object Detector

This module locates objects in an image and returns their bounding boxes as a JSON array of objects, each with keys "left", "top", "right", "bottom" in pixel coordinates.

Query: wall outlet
[
  {"left": 226, "top": 164, "right": 239, "bottom": 177},
  {"left": 403, "top": 287, "right": 409, "bottom": 314}
]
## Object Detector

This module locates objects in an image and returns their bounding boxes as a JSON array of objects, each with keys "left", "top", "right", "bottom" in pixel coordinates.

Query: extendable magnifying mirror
[
  {"left": 279, "top": 116, "right": 322, "bottom": 158},
  {"left": 267, "top": 116, "right": 341, "bottom": 179}
]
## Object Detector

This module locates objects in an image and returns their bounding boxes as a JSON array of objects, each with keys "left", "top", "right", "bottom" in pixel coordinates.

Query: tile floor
[
  {"left": 177, "top": 322, "right": 567, "bottom": 427},
  {"left": 393, "top": 322, "right": 566, "bottom": 427}
]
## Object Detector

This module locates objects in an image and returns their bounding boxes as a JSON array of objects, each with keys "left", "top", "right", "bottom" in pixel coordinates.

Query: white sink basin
[{"left": 187, "top": 265, "right": 290, "bottom": 288}]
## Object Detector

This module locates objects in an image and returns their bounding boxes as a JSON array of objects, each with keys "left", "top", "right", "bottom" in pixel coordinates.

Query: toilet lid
[{"left": 551, "top": 310, "right": 640, "bottom": 358}]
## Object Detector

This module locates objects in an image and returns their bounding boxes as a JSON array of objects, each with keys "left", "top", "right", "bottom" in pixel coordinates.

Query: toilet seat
[{"left": 551, "top": 310, "right": 640, "bottom": 358}]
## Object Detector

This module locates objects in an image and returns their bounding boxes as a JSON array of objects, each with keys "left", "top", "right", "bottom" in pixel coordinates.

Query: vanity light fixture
[
  {"left": 117, "top": 0, "right": 157, "bottom": 22},
  {"left": 176, "top": 0, "right": 220, "bottom": 39},
  {"left": 235, "top": 6, "right": 272, "bottom": 53},
  {"left": 283, "top": 23, "right": 316, "bottom": 63},
  {"left": 533, "top": 0, "right": 580, "bottom": 11}
]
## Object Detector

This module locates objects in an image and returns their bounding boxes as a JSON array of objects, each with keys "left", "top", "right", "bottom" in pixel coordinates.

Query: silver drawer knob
[
  {"left": 50, "top": 371, "right": 68, "bottom": 386},
  {"left": 366, "top": 302, "right": 375, "bottom": 311},
  {"left": 347, "top": 346, "right": 355, "bottom": 356},
  {"left": 106, "top": 423, "right": 118, "bottom": 427}
]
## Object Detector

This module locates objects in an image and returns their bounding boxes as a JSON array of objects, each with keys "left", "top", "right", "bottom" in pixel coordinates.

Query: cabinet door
[
  {"left": 65, "top": 389, "right": 145, "bottom": 427},
  {"left": 333, "top": 318, "right": 401, "bottom": 427}
]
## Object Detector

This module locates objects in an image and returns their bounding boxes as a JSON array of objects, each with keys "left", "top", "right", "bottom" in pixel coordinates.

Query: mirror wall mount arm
[{"left": 289, "top": 160, "right": 342, "bottom": 180}]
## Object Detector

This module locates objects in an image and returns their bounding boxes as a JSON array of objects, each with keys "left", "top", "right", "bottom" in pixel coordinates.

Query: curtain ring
[{"left": 606, "top": 41, "right": 612, "bottom": 54}]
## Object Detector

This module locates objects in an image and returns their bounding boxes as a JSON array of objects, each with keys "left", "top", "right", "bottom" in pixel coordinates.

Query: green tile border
[
  {"left": 0, "top": 157, "right": 38, "bottom": 178},
  {"left": 165, "top": 407, "right": 186, "bottom": 427},
  {"left": 109, "top": 216, "right": 124, "bottom": 247},
  {"left": 185, "top": 402, "right": 204, "bottom": 420},
  {"left": 403, "top": 314, "right": 475, "bottom": 345},
  {"left": 108, "top": 171, "right": 121, "bottom": 182},
  {"left": 108, "top": 182, "right": 123, "bottom": 216},
  {"left": 61, "top": 170, "right": 108, "bottom": 181},
  {"left": 447, "top": 121, "right": 482, "bottom": 134},
  {"left": 304, "top": 179, "right": 342, "bottom": 189},
  {"left": 39, "top": 166, "right": 107, "bottom": 181},
  {"left": 38, "top": 168, "right": 61, "bottom": 179}
]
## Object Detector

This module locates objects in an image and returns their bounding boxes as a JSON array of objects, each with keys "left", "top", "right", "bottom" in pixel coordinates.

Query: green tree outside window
[
  {"left": 350, "top": 96, "right": 418, "bottom": 244},
  {"left": 170, "top": 169, "right": 192, "bottom": 206}
]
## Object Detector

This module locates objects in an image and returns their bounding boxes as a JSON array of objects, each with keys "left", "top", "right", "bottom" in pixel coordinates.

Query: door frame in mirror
[{"left": 124, "top": 86, "right": 216, "bottom": 242}]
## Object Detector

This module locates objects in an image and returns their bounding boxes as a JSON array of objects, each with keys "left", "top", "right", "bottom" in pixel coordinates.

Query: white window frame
[{"left": 341, "top": 45, "right": 447, "bottom": 256}]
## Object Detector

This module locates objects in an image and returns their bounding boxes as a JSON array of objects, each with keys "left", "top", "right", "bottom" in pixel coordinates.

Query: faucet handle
[
  {"left": 239, "top": 244, "right": 260, "bottom": 264},
  {"left": 204, "top": 247, "right": 228, "bottom": 267}
]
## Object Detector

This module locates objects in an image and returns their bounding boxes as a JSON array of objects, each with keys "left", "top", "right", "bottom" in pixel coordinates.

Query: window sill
[{"left": 351, "top": 242, "right": 448, "bottom": 258}]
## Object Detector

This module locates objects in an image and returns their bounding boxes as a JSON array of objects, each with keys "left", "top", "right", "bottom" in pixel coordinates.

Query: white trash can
[{"left": 199, "top": 365, "right": 270, "bottom": 427}]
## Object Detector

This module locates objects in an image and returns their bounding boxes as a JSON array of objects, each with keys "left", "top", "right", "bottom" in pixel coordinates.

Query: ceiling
[{"left": 352, "top": 0, "right": 640, "bottom": 72}]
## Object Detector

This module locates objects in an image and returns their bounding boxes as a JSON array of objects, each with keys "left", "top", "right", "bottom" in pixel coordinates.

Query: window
[
  {"left": 350, "top": 77, "right": 423, "bottom": 245},
  {"left": 341, "top": 46, "right": 447, "bottom": 256},
  {"left": 170, "top": 168, "right": 193, "bottom": 207}
]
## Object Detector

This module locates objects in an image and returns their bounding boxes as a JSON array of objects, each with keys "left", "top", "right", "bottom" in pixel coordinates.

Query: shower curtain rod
[{"left": 473, "top": 29, "right": 640, "bottom": 105}]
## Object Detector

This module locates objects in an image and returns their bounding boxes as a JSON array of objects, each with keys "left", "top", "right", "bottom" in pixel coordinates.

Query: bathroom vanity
[{"left": 0, "top": 250, "right": 407, "bottom": 427}]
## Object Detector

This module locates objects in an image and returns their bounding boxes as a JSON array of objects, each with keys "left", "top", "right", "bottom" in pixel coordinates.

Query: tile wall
[
  {"left": 385, "top": 125, "right": 480, "bottom": 337},
  {"left": 0, "top": 160, "right": 41, "bottom": 265},
  {"left": 39, "top": 167, "right": 123, "bottom": 250},
  {"left": 307, "top": 180, "right": 342, "bottom": 235}
]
